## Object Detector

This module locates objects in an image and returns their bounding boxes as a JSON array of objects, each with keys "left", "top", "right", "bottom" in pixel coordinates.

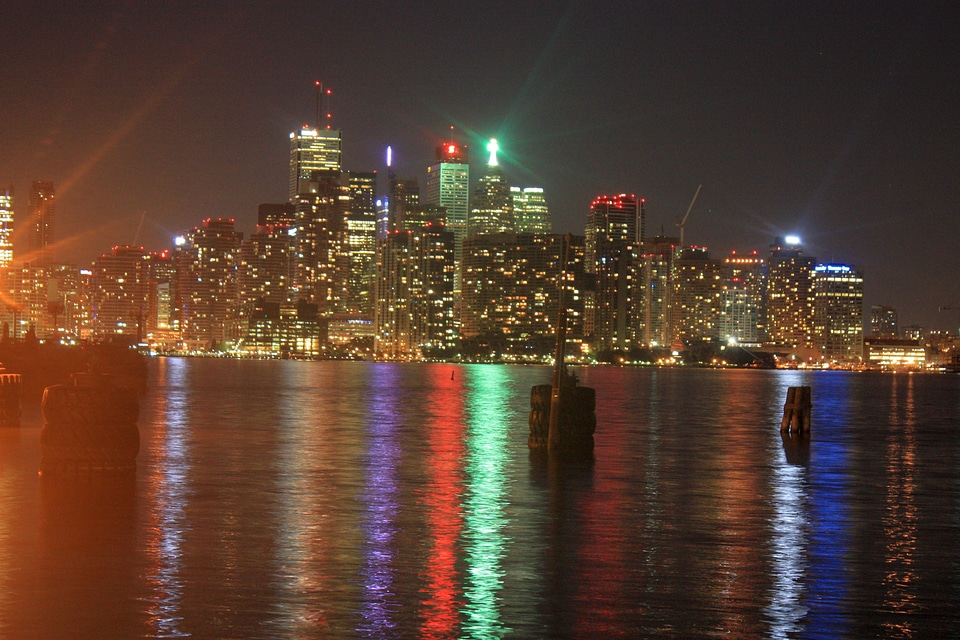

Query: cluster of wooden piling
[
  {"left": 780, "top": 385, "right": 811, "bottom": 436},
  {"left": 529, "top": 382, "right": 596, "bottom": 451},
  {"left": 0, "top": 373, "right": 22, "bottom": 428}
]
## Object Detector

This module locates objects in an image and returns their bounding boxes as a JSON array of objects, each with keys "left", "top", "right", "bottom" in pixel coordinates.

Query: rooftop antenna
[{"left": 314, "top": 81, "right": 321, "bottom": 128}]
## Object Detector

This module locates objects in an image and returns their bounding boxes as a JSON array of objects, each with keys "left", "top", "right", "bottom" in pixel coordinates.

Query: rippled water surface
[{"left": 2, "top": 359, "right": 960, "bottom": 638}]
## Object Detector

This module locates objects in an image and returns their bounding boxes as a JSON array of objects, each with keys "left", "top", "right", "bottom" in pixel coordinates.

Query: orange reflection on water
[{"left": 882, "top": 374, "right": 919, "bottom": 638}]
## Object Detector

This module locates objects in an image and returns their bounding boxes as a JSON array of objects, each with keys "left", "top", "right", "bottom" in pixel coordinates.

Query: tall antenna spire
[{"left": 314, "top": 81, "right": 322, "bottom": 128}]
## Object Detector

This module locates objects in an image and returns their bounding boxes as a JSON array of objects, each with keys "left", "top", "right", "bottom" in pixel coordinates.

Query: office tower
[
  {"left": 670, "top": 247, "right": 723, "bottom": 345},
  {"left": 813, "top": 263, "right": 864, "bottom": 362},
  {"left": 719, "top": 250, "right": 766, "bottom": 345},
  {"left": 341, "top": 171, "right": 378, "bottom": 317},
  {"left": 468, "top": 139, "right": 513, "bottom": 237},
  {"left": 765, "top": 237, "right": 815, "bottom": 349},
  {"left": 870, "top": 305, "right": 898, "bottom": 337},
  {"left": 374, "top": 222, "right": 456, "bottom": 359},
  {"left": 28, "top": 181, "right": 56, "bottom": 266},
  {"left": 0, "top": 186, "right": 13, "bottom": 267},
  {"left": 640, "top": 235, "right": 680, "bottom": 348},
  {"left": 289, "top": 126, "right": 342, "bottom": 201},
  {"left": 460, "top": 233, "right": 587, "bottom": 358},
  {"left": 175, "top": 217, "right": 242, "bottom": 350},
  {"left": 511, "top": 187, "right": 551, "bottom": 235},
  {"left": 91, "top": 245, "right": 151, "bottom": 340},
  {"left": 424, "top": 140, "right": 469, "bottom": 293},
  {"left": 291, "top": 171, "right": 350, "bottom": 311},
  {"left": 586, "top": 194, "right": 644, "bottom": 352}
]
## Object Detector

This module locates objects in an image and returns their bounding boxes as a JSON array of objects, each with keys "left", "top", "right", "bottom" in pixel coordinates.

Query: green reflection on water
[{"left": 462, "top": 365, "right": 513, "bottom": 638}]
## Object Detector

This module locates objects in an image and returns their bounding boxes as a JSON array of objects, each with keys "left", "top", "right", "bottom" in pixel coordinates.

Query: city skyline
[{"left": 1, "top": 2, "right": 958, "bottom": 330}]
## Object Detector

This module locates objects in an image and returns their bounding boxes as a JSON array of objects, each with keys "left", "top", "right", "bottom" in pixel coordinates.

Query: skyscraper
[
  {"left": 28, "top": 181, "right": 56, "bottom": 266},
  {"left": 289, "top": 126, "right": 342, "bottom": 201},
  {"left": 511, "top": 187, "right": 551, "bottom": 234},
  {"left": 766, "top": 237, "right": 815, "bottom": 349},
  {"left": 0, "top": 186, "right": 13, "bottom": 267},
  {"left": 424, "top": 140, "right": 469, "bottom": 293},
  {"left": 468, "top": 139, "right": 513, "bottom": 237},
  {"left": 813, "top": 263, "right": 864, "bottom": 362},
  {"left": 670, "top": 247, "right": 723, "bottom": 345},
  {"left": 342, "top": 171, "right": 378, "bottom": 317},
  {"left": 586, "top": 194, "right": 645, "bottom": 352}
]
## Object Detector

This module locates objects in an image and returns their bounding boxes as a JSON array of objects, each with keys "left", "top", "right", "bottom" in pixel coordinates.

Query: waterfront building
[
  {"left": 719, "top": 250, "right": 766, "bottom": 345},
  {"left": 0, "top": 186, "right": 13, "bottom": 267},
  {"left": 460, "top": 233, "right": 587, "bottom": 359},
  {"left": 175, "top": 217, "right": 242, "bottom": 350},
  {"left": 289, "top": 126, "right": 342, "bottom": 202},
  {"left": 374, "top": 222, "right": 456, "bottom": 359},
  {"left": 863, "top": 337, "right": 926, "bottom": 369},
  {"left": 0, "top": 263, "right": 81, "bottom": 341},
  {"left": 586, "top": 194, "right": 645, "bottom": 352},
  {"left": 90, "top": 245, "right": 151, "bottom": 340},
  {"left": 640, "top": 235, "right": 679, "bottom": 348},
  {"left": 424, "top": 141, "right": 469, "bottom": 294},
  {"left": 812, "top": 263, "right": 864, "bottom": 362},
  {"left": 765, "top": 237, "right": 815, "bottom": 349},
  {"left": 870, "top": 305, "right": 899, "bottom": 337},
  {"left": 511, "top": 187, "right": 551, "bottom": 235},
  {"left": 670, "top": 247, "right": 723, "bottom": 345},
  {"left": 468, "top": 139, "right": 513, "bottom": 237},
  {"left": 27, "top": 181, "right": 56, "bottom": 266}
]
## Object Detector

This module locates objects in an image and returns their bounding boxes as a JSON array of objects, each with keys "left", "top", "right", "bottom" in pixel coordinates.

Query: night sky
[{"left": 2, "top": 2, "right": 958, "bottom": 330}]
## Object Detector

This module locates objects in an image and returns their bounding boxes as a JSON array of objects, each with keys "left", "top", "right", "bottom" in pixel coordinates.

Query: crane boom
[{"left": 677, "top": 184, "right": 702, "bottom": 248}]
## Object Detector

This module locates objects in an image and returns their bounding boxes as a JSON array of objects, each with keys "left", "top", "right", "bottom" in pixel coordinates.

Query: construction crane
[
  {"left": 677, "top": 184, "right": 702, "bottom": 248},
  {"left": 939, "top": 306, "right": 960, "bottom": 332}
]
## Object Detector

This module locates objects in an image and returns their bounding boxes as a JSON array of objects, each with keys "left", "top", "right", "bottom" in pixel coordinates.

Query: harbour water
[{"left": 1, "top": 358, "right": 959, "bottom": 638}]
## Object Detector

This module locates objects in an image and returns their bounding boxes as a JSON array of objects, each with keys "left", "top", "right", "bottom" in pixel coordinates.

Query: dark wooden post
[{"left": 780, "top": 386, "right": 811, "bottom": 435}]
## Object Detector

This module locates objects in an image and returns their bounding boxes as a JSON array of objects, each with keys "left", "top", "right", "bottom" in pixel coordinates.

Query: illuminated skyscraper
[
  {"left": 91, "top": 245, "right": 151, "bottom": 340},
  {"left": 342, "top": 171, "right": 378, "bottom": 317},
  {"left": 0, "top": 186, "right": 13, "bottom": 267},
  {"left": 511, "top": 187, "right": 551, "bottom": 234},
  {"left": 640, "top": 235, "right": 679, "bottom": 348},
  {"left": 424, "top": 140, "right": 469, "bottom": 293},
  {"left": 813, "top": 263, "right": 864, "bottom": 362},
  {"left": 28, "top": 181, "right": 56, "bottom": 266},
  {"left": 765, "top": 237, "right": 815, "bottom": 349},
  {"left": 468, "top": 139, "right": 513, "bottom": 237},
  {"left": 719, "top": 250, "right": 766, "bottom": 345},
  {"left": 291, "top": 171, "right": 349, "bottom": 311},
  {"left": 289, "top": 126, "right": 342, "bottom": 201},
  {"left": 175, "top": 217, "right": 242, "bottom": 349},
  {"left": 586, "top": 194, "right": 645, "bottom": 351},
  {"left": 670, "top": 247, "right": 723, "bottom": 345}
]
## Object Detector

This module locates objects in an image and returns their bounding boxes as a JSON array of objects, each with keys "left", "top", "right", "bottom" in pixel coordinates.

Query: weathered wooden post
[
  {"left": 40, "top": 373, "right": 140, "bottom": 475},
  {"left": 0, "top": 370, "right": 22, "bottom": 428},
  {"left": 780, "top": 385, "right": 811, "bottom": 435}
]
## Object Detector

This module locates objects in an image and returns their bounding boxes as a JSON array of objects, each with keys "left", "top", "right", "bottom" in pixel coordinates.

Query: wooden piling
[{"left": 780, "top": 385, "right": 811, "bottom": 435}]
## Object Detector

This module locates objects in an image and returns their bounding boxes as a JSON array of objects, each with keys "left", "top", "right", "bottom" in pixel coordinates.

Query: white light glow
[{"left": 785, "top": 235, "right": 801, "bottom": 245}]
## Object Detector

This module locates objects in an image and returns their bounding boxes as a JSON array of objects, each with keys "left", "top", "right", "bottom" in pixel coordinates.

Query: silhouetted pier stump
[
  {"left": 40, "top": 373, "right": 140, "bottom": 475},
  {"left": 529, "top": 382, "right": 596, "bottom": 452},
  {"left": 0, "top": 372, "right": 22, "bottom": 427},
  {"left": 780, "top": 386, "right": 811, "bottom": 436}
]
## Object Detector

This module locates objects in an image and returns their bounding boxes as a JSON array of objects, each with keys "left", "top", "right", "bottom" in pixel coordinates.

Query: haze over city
[{"left": 1, "top": 1, "right": 957, "bottom": 329}]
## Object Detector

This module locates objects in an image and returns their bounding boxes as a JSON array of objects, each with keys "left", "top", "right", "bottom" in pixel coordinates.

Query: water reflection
[
  {"left": 143, "top": 356, "right": 190, "bottom": 638},
  {"left": 462, "top": 365, "right": 512, "bottom": 637},
  {"left": 806, "top": 373, "right": 853, "bottom": 637},
  {"left": 417, "top": 366, "right": 466, "bottom": 638},
  {"left": 359, "top": 364, "right": 401, "bottom": 637},
  {"left": 882, "top": 374, "right": 919, "bottom": 638}
]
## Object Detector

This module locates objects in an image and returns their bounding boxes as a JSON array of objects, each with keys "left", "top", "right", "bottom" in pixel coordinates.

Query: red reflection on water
[{"left": 418, "top": 366, "right": 466, "bottom": 638}]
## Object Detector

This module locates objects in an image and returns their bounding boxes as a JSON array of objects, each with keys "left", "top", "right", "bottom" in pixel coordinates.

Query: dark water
[{"left": 2, "top": 360, "right": 960, "bottom": 638}]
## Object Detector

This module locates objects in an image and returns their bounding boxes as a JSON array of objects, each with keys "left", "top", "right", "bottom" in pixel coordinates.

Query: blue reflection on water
[{"left": 805, "top": 374, "right": 853, "bottom": 638}]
